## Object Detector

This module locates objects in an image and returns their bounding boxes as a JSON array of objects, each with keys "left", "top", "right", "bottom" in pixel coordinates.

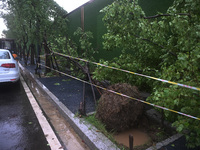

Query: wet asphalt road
[{"left": 0, "top": 82, "right": 51, "bottom": 150}]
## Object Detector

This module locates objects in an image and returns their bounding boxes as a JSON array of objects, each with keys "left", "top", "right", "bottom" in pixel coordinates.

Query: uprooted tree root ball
[{"left": 96, "top": 83, "right": 144, "bottom": 132}]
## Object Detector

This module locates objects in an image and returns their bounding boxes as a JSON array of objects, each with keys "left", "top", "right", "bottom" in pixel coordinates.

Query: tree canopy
[
  {"left": 1, "top": 0, "right": 68, "bottom": 72},
  {"left": 1, "top": 0, "right": 68, "bottom": 61},
  {"left": 2, "top": 0, "right": 68, "bottom": 40},
  {"left": 94, "top": 0, "right": 200, "bottom": 147}
]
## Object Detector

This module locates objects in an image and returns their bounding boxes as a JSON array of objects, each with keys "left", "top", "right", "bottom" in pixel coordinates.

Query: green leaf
[
  {"left": 62, "top": 79, "right": 71, "bottom": 82},
  {"left": 177, "top": 124, "right": 184, "bottom": 132},
  {"left": 54, "top": 83, "right": 60, "bottom": 86},
  {"left": 171, "top": 144, "right": 175, "bottom": 147}
]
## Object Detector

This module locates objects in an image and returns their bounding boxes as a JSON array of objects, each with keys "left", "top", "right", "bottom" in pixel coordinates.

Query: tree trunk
[
  {"left": 31, "top": 44, "right": 35, "bottom": 65},
  {"left": 43, "top": 38, "right": 51, "bottom": 74},
  {"left": 23, "top": 42, "right": 27, "bottom": 65}
]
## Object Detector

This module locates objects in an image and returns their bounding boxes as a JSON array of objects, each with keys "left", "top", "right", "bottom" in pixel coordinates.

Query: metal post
[{"left": 129, "top": 134, "right": 134, "bottom": 150}]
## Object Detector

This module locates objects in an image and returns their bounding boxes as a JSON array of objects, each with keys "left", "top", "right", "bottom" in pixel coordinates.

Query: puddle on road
[{"left": 114, "top": 129, "right": 150, "bottom": 147}]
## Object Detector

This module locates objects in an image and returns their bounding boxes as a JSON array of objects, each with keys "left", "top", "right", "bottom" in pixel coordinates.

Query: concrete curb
[
  {"left": 19, "top": 63, "right": 183, "bottom": 150},
  {"left": 146, "top": 133, "right": 182, "bottom": 150},
  {"left": 19, "top": 63, "right": 119, "bottom": 150}
]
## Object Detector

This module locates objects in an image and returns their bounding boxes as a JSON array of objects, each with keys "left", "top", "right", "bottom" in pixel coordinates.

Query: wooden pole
[
  {"left": 129, "top": 134, "right": 134, "bottom": 150},
  {"left": 81, "top": 6, "right": 84, "bottom": 31}
]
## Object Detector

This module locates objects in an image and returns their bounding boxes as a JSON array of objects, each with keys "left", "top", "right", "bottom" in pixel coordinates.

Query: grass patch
[{"left": 84, "top": 113, "right": 116, "bottom": 144}]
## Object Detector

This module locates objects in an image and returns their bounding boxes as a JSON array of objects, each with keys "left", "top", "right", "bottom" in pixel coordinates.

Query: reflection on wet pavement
[{"left": 0, "top": 83, "right": 50, "bottom": 150}]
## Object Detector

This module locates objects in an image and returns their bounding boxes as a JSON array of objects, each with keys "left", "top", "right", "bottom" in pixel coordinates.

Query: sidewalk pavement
[{"left": 22, "top": 62, "right": 99, "bottom": 114}]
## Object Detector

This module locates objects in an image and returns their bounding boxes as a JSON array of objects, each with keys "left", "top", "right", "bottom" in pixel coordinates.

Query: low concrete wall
[{"left": 19, "top": 63, "right": 119, "bottom": 150}]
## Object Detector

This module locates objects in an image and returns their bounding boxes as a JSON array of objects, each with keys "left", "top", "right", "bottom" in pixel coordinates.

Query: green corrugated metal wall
[{"left": 67, "top": 0, "right": 174, "bottom": 60}]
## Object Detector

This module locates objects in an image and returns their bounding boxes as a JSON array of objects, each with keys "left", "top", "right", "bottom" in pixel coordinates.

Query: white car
[{"left": 0, "top": 49, "right": 20, "bottom": 84}]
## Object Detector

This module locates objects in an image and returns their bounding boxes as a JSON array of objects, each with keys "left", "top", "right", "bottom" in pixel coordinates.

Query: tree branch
[
  {"left": 143, "top": 13, "right": 190, "bottom": 19},
  {"left": 135, "top": 35, "right": 177, "bottom": 58}
]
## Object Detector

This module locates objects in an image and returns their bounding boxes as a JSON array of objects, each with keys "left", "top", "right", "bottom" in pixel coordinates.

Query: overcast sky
[
  {"left": 55, "top": 0, "right": 90, "bottom": 13},
  {"left": 0, "top": 18, "right": 6, "bottom": 37},
  {"left": 0, "top": 0, "right": 90, "bottom": 37}
]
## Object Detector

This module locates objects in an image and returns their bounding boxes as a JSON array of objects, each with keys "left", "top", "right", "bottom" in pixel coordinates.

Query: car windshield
[{"left": 0, "top": 51, "right": 10, "bottom": 59}]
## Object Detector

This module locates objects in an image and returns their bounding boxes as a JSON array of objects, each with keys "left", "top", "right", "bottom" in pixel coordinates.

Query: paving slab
[{"left": 38, "top": 76, "right": 99, "bottom": 114}]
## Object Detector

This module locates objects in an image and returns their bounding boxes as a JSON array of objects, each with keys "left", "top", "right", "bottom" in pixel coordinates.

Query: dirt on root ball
[{"left": 96, "top": 83, "right": 144, "bottom": 132}]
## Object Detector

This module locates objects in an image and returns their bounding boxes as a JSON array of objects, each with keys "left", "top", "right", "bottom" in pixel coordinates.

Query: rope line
[
  {"left": 38, "top": 63, "right": 200, "bottom": 121},
  {"left": 52, "top": 52, "right": 200, "bottom": 92}
]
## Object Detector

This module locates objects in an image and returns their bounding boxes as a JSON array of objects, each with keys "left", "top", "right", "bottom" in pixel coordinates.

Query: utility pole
[{"left": 81, "top": 6, "right": 84, "bottom": 31}]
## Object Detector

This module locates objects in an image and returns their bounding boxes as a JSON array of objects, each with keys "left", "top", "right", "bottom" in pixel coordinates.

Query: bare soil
[{"left": 96, "top": 83, "right": 144, "bottom": 132}]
